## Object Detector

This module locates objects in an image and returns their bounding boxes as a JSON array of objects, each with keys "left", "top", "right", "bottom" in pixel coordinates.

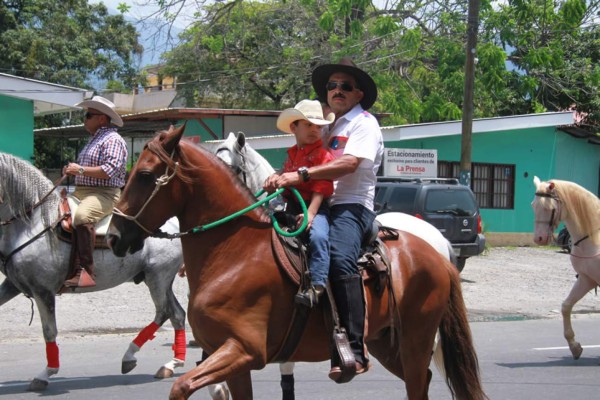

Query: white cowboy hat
[
  {"left": 276, "top": 99, "right": 335, "bottom": 134},
  {"left": 75, "top": 96, "right": 124, "bottom": 127}
]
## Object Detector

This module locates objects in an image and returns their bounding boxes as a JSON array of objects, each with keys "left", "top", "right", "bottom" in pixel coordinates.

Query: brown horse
[{"left": 107, "top": 125, "right": 487, "bottom": 400}]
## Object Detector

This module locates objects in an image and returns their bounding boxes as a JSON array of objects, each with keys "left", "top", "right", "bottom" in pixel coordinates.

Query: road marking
[
  {"left": 0, "top": 377, "right": 89, "bottom": 388},
  {"left": 533, "top": 345, "right": 600, "bottom": 351}
]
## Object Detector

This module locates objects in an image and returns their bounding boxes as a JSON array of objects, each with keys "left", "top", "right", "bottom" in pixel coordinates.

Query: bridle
[
  {"left": 112, "top": 149, "right": 179, "bottom": 235},
  {"left": 215, "top": 145, "right": 248, "bottom": 185},
  {"left": 534, "top": 191, "right": 562, "bottom": 239},
  {"left": 0, "top": 175, "right": 69, "bottom": 266}
]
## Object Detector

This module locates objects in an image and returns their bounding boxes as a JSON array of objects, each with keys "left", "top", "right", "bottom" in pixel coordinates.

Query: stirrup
[
  {"left": 294, "top": 285, "right": 324, "bottom": 308},
  {"left": 64, "top": 268, "right": 96, "bottom": 288}
]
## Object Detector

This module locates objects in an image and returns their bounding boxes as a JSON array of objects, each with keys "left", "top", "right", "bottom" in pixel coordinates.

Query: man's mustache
[{"left": 333, "top": 93, "right": 346, "bottom": 99}]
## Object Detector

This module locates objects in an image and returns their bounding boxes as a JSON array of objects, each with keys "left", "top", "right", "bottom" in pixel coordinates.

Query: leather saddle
[
  {"left": 272, "top": 217, "right": 397, "bottom": 295},
  {"left": 56, "top": 189, "right": 111, "bottom": 248}
]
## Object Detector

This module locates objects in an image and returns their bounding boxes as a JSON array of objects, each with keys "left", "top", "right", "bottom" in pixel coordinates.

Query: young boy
[{"left": 264, "top": 99, "right": 335, "bottom": 307}]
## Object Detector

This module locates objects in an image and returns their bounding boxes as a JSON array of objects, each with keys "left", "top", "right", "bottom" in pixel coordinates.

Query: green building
[{"left": 0, "top": 73, "right": 90, "bottom": 162}]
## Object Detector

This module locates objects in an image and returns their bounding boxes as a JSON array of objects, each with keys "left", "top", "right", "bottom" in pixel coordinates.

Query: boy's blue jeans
[{"left": 308, "top": 204, "right": 330, "bottom": 287}]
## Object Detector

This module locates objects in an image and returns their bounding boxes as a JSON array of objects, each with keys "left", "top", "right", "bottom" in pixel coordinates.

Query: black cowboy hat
[{"left": 311, "top": 57, "right": 377, "bottom": 110}]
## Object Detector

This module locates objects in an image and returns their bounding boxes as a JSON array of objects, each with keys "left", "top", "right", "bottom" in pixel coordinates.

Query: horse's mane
[
  {"left": 551, "top": 179, "right": 600, "bottom": 245},
  {"left": 0, "top": 152, "right": 60, "bottom": 227}
]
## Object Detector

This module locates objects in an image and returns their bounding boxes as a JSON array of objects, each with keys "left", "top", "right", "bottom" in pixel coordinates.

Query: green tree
[
  {"left": 162, "top": 0, "right": 332, "bottom": 109},
  {"left": 482, "top": 0, "right": 600, "bottom": 125},
  {"left": 0, "top": 0, "right": 143, "bottom": 89},
  {"left": 137, "top": 0, "right": 600, "bottom": 128},
  {"left": 0, "top": 0, "right": 144, "bottom": 168}
]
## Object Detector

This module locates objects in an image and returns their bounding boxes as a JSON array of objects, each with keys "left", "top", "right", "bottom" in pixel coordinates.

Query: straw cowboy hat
[
  {"left": 312, "top": 57, "right": 377, "bottom": 110},
  {"left": 75, "top": 96, "right": 124, "bottom": 127},
  {"left": 277, "top": 99, "right": 335, "bottom": 134}
]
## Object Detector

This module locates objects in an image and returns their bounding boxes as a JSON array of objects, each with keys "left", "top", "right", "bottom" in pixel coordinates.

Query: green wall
[
  {"left": 0, "top": 96, "right": 34, "bottom": 161},
  {"left": 182, "top": 118, "right": 223, "bottom": 141}
]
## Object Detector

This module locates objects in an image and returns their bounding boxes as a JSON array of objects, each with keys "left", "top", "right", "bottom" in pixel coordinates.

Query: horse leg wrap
[
  {"left": 46, "top": 342, "right": 59, "bottom": 369},
  {"left": 133, "top": 322, "right": 160, "bottom": 348},
  {"left": 172, "top": 329, "right": 186, "bottom": 361}
]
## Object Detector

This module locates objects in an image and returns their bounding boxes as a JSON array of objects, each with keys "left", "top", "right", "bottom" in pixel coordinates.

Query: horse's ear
[
  {"left": 236, "top": 132, "right": 246, "bottom": 150},
  {"left": 548, "top": 181, "right": 555, "bottom": 191},
  {"left": 533, "top": 176, "right": 541, "bottom": 189},
  {"left": 163, "top": 123, "right": 186, "bottom": 154}
]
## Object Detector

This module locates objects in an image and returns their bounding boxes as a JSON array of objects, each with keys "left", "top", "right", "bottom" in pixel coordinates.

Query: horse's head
[
  {"left": 108, "top": 124, "right": 186, "bottom": 256},
  {"left": 215, "top": 132, "right": 246, "bottom": 176},
  {"left": 532, "top": 176, "right": 562, "bottom": 245}
]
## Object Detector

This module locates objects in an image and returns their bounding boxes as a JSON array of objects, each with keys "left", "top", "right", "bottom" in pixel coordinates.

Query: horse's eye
[{"left": 135, "top": 171, "right": 155, "bottom": 184}]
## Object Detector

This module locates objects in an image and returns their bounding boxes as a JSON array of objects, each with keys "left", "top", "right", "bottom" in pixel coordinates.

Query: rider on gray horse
[{"left": 63, "top": 96, "right": 127, "bottom": 288}]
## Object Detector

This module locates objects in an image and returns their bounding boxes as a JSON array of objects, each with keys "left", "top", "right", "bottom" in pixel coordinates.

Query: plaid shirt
[{"left": 76, "top": 127, "right": 127, "bottom": 187}]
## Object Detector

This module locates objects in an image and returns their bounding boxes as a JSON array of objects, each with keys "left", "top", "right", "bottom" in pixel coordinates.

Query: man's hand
[
  {"left": 275, "top": 171, "right": 302, "bottom": 188},
  {"left": 263, "top": 173, "right": 282, "bottom": 192},
  {"left": 63, "top": 162, "right": 82, "bottom": 176}
]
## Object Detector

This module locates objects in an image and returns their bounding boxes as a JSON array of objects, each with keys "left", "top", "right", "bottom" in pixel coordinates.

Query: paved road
[
  {"left": 1, "top": 318, "right": 600, "bottom": 399},
  {"left": 2, "top": 246, "right": 600, "bottom": 399}
]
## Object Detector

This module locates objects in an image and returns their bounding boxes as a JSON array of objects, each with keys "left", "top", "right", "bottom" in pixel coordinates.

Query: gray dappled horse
[{"left": 0, "top": 152, "right": 188, "bottom": 391}]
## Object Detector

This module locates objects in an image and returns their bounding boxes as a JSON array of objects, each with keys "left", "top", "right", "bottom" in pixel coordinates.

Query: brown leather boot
[{"left": 64, "top": 223, "right": 96, "bottom": 288}]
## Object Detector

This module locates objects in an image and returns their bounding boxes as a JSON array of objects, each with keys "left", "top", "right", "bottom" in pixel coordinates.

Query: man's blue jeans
[
  {"left": 308, "top": 204, "right": 330, "bottom": 287},
  {"left": 328, "top": 203, "right": 376, "bottom": 279}
]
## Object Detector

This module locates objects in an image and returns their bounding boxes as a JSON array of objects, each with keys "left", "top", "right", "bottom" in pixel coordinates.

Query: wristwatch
[
  {"left": 78, "top": 167, "right": 85, "bottom": 175},
  {"left": 297, "top": 166, "right": 310, "bottom": 182}
]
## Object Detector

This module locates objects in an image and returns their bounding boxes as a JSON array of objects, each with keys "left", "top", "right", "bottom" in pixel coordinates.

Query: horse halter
[
  {"left": 534, "top": 191, "right": 562, "bottom": 234},
  {"left": 215, "top": 145, "right": 247, "bottom": 185},
  {"left": 112, "top": 152, "right": 179, "bottom": 235}
]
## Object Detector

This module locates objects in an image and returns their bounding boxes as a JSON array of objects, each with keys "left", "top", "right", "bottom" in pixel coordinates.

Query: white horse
[
  {"left": 209, "top": 132, "right": 456, "bottom": 399},
  {"left": 532, "top": 176, "right": 600, "bottom": 360},
  {"left": 0, "top": 152, "right": 189, "bottom": 391}
]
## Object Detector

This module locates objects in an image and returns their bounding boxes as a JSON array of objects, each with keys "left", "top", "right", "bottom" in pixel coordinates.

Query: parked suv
[{"left": 374, "top": 177, "right": 486, "bottom": 271}]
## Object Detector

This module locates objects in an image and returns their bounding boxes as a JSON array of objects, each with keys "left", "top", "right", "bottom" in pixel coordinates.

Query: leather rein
[
  {"left": 112, "top": 146, "right": 308, "bottom": 239},
  {"left": 0, "top": 175, "right": 69, "bottom": 266}
]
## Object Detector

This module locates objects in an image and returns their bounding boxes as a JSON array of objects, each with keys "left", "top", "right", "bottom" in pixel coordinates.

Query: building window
[{"left": 438, "top": 161, "right": 515, "bottom": 209}]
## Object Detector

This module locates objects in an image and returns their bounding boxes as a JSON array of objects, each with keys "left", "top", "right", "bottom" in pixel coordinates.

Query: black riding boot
[
  {"left": 328, "top": 274, "right": 368, "bottom": 382},
  {"left": 64, "top": 223, "right": 96, "bottom": 288}
]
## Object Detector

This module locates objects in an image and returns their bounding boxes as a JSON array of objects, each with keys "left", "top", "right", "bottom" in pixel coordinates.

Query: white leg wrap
[
  {"left": 163, "top": 358, "right": 185, "bottom": 371},
  {"left": 122, "top": 342, "right": 140, "bottom": 363},
  {"left": 279, "top": 362, "right": 295, "bottom": 375},
  {"left": 35, "top": 367, "right": 59, "bottom": 382}
]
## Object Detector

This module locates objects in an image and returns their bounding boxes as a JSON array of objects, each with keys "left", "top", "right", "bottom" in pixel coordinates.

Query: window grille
[{"left": 438, "top": 161, "right": 515, "bottom": 209}]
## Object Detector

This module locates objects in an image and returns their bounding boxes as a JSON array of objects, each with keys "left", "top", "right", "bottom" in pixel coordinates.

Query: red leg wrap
[
  {"left": 46, "top": 342, "right": 59, "bottom": 369},
  {"left": 133, "top": 322, "right": 160, "bottom": 348},
  {"left": 172, "top": 329, "right": 186, "bottom": 361}
]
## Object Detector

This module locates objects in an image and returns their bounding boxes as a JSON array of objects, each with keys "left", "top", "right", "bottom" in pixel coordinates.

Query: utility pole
[{"left": 459, "top": 0, "right": 480, "bottom": 186}]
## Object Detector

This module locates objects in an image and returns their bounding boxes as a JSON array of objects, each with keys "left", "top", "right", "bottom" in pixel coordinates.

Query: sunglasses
[
  {"left": 85, "top": 112, "right": 104, "bottom": 119},
  {"left": 326, "top": 81, "right": 358, "bottom": 92}
]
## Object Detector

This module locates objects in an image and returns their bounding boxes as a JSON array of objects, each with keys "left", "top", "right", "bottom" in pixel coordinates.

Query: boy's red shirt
[{"left": 282, "top": 139, "right": 334, "bottom": 203}]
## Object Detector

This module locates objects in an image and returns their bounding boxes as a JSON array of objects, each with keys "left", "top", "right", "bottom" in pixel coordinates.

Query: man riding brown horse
[{"left": 264, "top": 57, "right": 383, "bottom": 382}]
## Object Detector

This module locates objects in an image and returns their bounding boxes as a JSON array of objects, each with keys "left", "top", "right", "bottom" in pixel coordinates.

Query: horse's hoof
[
  {"left": 122, "top": 360, "right": 137, "bottom": 374},
  {"left": 213, "top": 386, "right": 230, "bottom": 400},
  {"left": 27, "top": 378, "right": 48, "bottom": 392},
  {"left": 155, "top": 366, "right": 174, "bottom": 379},
  {"left": 571, "top": 344, "right": 583, "bottom": 360}
]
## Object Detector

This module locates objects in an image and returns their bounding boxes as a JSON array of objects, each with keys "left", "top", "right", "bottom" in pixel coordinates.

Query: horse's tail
[{"left": 438, "top": 266, "right": 489, "bottom": 400}]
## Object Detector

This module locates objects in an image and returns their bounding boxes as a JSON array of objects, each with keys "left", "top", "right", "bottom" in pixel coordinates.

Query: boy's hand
[{"left": 263, "top": 173, "right": 281, "bottom": 192}]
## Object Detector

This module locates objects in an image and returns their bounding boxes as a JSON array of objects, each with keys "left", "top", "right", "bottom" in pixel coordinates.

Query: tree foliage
[
  {"left": 0, "top": 0, "right": 144, "bottom": 168},
  {"left": 0, "top": 0, "right": 143, "bottom": 90}
]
